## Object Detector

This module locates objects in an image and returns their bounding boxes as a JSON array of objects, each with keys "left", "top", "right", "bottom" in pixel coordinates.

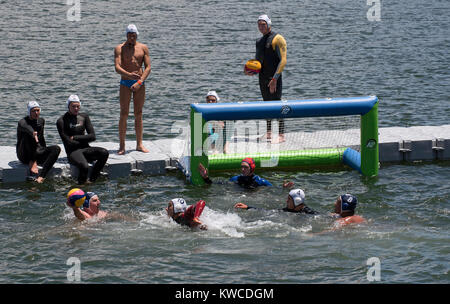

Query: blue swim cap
[
  {"left": 83, "top": 192, "right": 97, "bottom": 209},
  {"left": 341, "top": 194, "right": 357, "bottom": 211}
]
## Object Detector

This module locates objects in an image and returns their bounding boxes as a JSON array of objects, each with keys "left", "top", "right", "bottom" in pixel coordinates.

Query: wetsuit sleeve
[
  {"left": 39, "top": 118, "right": 47, "bottom": 147},
  {"left": 272, "top": 34, "right": 287, "bottom": 80},
  {"left": 72, "top": 114, "right": 96, "bottom": 142},
  {"left": 254, "top": 175, "right": 273, "bottom": 187},
  {"left": 229, "top": 175, "right": 239, "bottom": 183},
  {"left": 17, "top": 118, "right": 35, "bottom": 137}
]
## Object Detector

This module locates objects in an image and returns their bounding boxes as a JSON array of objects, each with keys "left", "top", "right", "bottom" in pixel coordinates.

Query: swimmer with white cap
[
  {"left": 235, "top": 188, "right": 318, "bottom": 214},
  {"left": 166, "top": 198, "right": 208, "bottom": 230},
  {"left": 114, "top": 23, "right": 152, "bottom": 155}
]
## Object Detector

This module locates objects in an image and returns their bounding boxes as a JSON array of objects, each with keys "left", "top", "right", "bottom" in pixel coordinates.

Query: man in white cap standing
[
  {"left": 16, "top": 101, "right": 61, "bottom": 183},
  {"left": 56, "top": 95, "right": 109, "bottom": 184},
  {"left": 114, "top": 24, "right": 152, "bottom": 155},
  {"left": 244, "top": 14, "right": 287, "bottom": 144}
]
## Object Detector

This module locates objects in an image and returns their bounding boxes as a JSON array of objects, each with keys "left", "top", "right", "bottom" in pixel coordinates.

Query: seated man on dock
[
  {"left": 16, "top": 101, "right": 61, "bottom": 183},
  {"left": 166, "top": 198, "right": 208, "bottom": 230},
  {"left": 57, "top": 95, "right": 109, "bottom": 184},
  {"left": 234, "top": 188, "right": 318, "bottom": 214}
]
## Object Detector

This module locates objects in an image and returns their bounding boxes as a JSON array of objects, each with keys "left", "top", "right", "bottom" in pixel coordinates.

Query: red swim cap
[{"left": 241, "top": 157, "right": 256, "bottom": 172}]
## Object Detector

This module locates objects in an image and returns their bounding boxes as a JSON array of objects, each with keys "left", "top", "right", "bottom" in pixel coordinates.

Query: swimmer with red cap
[
  {"left": 198, "top": 157, "right": 286, "bottom": 190},
  {"left": 166, "top": 198, "right": 208, "bottom": 230}
]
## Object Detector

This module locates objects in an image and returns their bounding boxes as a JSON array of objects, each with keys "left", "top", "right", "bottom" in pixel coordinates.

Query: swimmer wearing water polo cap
[
  {"left": 114, "top": 24, "right": 152, "bottom": 155},
  {"left": 198, "top": 158, "right": 274, "bottom": 189},
  {"left": 235, "top": 188, "right": 318, "bottom": 214},
  {"left": 66, "top": 189, "right": 107, "bottom": 221},
  {"left": 332, "top": 194, "right": 365, "bottom": 226},
  {"left": 16, "top": 101, "right": 61, "bottom": 183},
  {"left": 166, "top": 198, "right": 208, "bottom": 230}
]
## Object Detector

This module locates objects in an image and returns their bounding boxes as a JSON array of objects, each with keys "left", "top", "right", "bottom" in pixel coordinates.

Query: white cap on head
[
  {"left": 289, "top": 189, "right": 305, "bottom": 207},
  {"left": 258, "top": 14, "right": 272, "bottom": 27},
  {"left": 206, "top": 90, "right": 220, "bottom": 102},
  {"left": 126, "top": 24, "right": 139, "bottom": 36},
  {"left": 171, "top": 198, "right": 187, "bottom": 214},
  {"left": 67, "top": 94, "right": 80, "bottom": 108},
  {"left": 27, "top": 101, "right": 40, "bottom": 116}
]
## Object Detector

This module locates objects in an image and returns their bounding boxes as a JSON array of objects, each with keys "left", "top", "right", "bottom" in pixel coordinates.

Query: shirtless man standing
[{"left": 114, "top": 24, "right": 151, "bottom": 155}]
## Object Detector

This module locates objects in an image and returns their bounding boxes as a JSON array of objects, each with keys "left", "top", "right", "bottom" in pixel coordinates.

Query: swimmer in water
[
  {"left": 199, "top": 158, "right": 293, "bottom": 189},
  {"left": 166, "top": 198, "right": 208, "bottom": 230},
  {"left": 199, "top": 158, "right": 293, "bottom": 190},
  {"left": 331, "top": 194, "right": 365, "bottom": 227},
  {"left": 66, "top": 189, "right": 107, "bottom": 221},
  {"left": 234, "top": 188, "right": 318, "bottom": 214}
]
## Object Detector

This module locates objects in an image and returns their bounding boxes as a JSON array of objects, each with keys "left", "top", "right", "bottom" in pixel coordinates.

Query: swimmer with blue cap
[
  {"left": 66, "top": 189, "right": 107, "bottom": 221},
  {"left": 332, "top": 194, "right": 365, "bottom": 227}
]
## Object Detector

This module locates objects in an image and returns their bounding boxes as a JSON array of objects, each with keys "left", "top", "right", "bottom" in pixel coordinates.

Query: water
[{"left": 0, "top": 0, "right": 449, "bottom": 284}]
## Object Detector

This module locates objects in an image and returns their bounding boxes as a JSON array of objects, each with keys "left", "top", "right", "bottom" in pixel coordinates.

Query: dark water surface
[{"left": 0, "top": 0, "right": 449, "bottom": 283}]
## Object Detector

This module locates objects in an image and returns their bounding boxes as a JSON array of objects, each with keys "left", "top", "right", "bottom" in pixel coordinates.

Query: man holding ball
[{"left": 245, "top": 14, "right": 287, "bottom": 143}]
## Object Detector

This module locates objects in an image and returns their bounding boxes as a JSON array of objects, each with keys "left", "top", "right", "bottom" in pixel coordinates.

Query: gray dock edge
[{"left": 1, "top": 125, "right": 449, "bottom": 183}]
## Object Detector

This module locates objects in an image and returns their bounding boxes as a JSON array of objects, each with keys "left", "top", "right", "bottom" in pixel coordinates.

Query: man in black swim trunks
[
  {"left": 235, "top": 188, "right": 318, "bottom": 214},
  {"left": 16, "top": 101, "right": 61, "bottom": 183},
  {"left": 56, "top": 95, "right": 109, "bottom": 184}
]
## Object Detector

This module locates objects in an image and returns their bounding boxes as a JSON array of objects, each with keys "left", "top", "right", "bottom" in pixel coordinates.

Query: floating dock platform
[{"left": 1, "top": 125, "right": 449, "bottom": 183}]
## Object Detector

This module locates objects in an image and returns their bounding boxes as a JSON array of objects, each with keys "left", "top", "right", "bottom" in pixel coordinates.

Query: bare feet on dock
[
  {"left": 117, "top": 148, "right": 126, "bottom": 155},
  {"left": 136, "top": 146, "right": 149, "bottom": 153}
]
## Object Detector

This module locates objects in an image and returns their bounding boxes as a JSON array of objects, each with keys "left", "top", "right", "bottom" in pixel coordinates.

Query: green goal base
[{"left": 208, "top": 148, "right": 348, "bottom": 172}]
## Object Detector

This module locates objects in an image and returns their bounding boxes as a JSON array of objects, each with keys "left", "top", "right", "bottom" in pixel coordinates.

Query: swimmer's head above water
[
  {"left": 286, "top": 188, "right": 306, "bottom": 211},
  {"left": 241, "top": 157, "right": 256, "bottom": 176},
  {"left": 334, "top": 194, "right": 358, "bottom": 216},
  {"left": 166, "top": 198, "right": 187, "bottom": 218}
]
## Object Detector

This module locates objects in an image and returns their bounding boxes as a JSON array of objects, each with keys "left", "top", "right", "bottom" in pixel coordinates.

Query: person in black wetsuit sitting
[
  {"left": 16, "top": 101, "right": 61, "bottom": 183},
  {"left": 166, "top": 198, "right": 208, "bottom": 230},
  {"left": 234, "top": 188, "right": 318, "bottom": 214},
  {"left": 56, "top": 95, "right": 109, "bottom": 184}
]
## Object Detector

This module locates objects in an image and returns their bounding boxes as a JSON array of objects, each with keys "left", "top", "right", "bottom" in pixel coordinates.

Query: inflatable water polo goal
[{"left": 181, "top": 96, "right": 379, "bottom": 185}]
